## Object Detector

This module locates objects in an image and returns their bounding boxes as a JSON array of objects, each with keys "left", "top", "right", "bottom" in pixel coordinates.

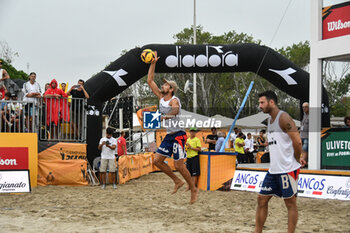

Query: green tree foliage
[
  {"left": 0, "top": 41, "right": 28, "bottom": 80},
  {"left": 0, "top": 59, "right": 28, "bottom": 81},
  {"left": 278, "top": 41, "right": 310, "bottom": 68},
  {"left": 323, "top": 62, "right": 350, "bottom": 116}
]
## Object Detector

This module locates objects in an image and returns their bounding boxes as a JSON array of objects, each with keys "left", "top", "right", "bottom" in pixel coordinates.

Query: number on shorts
[
  {"left": 173, "top": 143, "right": 178, "bottom": 154},
  {"left": 281, "top": 175, "right": 289, "bottom": 189}
]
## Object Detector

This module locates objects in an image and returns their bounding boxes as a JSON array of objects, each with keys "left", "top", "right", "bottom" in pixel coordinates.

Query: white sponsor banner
[
  {"left": 298, "top": 174, "right": 350, "bottom": 200},
  {"left": 0, "top": 170, "right": 31, "bottom": 193},
  {"left": 231, "top": 170, "right": 266, "bottom": 192},
  {"left": 231, "top": 170, "right": 350, "bottom": 201}
]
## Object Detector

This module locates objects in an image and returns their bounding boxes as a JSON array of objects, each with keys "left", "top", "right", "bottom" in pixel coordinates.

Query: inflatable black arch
[{"left": 84, "top": 43, "right": 330, "bottom": 164}]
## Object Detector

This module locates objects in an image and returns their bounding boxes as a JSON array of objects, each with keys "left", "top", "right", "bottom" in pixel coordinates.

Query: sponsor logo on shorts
[
  {"left": 158, "top": 147, "right": 169, "bottom": 153},
  {"left": 260, "top": 186, "right": 272, "bottom": 192}
]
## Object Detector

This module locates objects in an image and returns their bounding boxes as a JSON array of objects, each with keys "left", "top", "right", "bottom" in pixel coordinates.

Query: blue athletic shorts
[
  {"left": 156, "top": 131, "right": 187, "bottom": 160},
  {"left": 259, "top": 169, "right": 300, "bottom": 199}
]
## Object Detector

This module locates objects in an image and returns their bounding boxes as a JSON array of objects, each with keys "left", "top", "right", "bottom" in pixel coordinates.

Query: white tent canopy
[
  {"left": 133, "top": 111, "right": 300, "bottom": 131},
  {"left": 212, "top": 112, "right": 300, "bottom": 129}
]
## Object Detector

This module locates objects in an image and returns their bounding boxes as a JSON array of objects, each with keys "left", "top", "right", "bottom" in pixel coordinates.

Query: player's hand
[
  {"left": 152, "top": 51, "right": 160, "bottom": 64},
  {"left": 300, "top": 158, "right": 307, "bottom": 167}
]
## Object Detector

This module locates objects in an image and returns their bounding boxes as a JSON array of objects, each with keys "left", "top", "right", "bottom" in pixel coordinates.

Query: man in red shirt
[{"left": 117, "top": 131, "right": 127, "bottom": 156}]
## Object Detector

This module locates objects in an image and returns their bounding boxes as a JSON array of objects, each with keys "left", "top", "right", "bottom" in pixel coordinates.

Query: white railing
[{"left": 0, "top": 97, "right": 87, "bottom": 142}]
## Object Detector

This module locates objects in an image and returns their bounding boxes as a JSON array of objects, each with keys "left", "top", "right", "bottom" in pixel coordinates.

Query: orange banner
[
  {"left": 197, "top": 154, "right": 208, "bottom": 190},
  {"left": 140, "top": 153, "right": 153, "bottom": 176},
  {"left": 38, "top": 142, "right": 87, "bottom": 161},
  {"left": 197, "top": 152, "right": 236, "bottom": 191},
  {"left": 209, "top": 154, "right": 236, "bottom": 190},
  {"left": 128, "top": 155, "right": 141, "bottom": 180},
  {"left": 118, "top": 153, "right": 154, "bottom": 184},
  {"left": 38, "top": 160, "right": 88, "bottom": 186},
  {"left": 118, "top": 156, "right": 129, "bottom": 184}
]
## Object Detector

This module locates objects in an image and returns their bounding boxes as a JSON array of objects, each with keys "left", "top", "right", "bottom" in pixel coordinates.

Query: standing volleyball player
[
  {"left": 255, "top": 91, "right": 302, "bottom": 233},
  {"left": 147, "top": 51, "right": 198, "bottom": 204}
]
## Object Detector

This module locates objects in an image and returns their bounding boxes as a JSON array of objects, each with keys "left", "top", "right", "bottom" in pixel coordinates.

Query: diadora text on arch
[{"left": 165, "top": 45, "right": 238, "bottom": 68}]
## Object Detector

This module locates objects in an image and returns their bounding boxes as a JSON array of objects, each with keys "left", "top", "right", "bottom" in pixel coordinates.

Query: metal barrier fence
[{"left": 0, "top": 97, "right": 87, "bottom": 142}]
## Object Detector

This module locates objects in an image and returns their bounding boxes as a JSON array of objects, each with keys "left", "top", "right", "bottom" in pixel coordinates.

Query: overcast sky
[{"left": 0, "top": 0, "right": 344, "bottom": 89}]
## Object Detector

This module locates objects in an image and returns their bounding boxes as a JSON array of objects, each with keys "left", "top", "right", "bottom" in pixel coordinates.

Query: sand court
[{"left": 1, "top": 172, "right": 350, "bottom": 233}]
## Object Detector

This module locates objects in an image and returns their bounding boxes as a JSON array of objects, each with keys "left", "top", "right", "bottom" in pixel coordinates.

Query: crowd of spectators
[
  {"left": 202, "top": 126, "right": 269, "bottom": 164},
  {"left": 0, "top": 62, "right": 89, "bottom": 137}
]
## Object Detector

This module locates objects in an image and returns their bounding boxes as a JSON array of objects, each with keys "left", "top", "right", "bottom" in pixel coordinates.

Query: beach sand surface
[{"left": 1, "top": 172, "right": 350, "bottom": 233}]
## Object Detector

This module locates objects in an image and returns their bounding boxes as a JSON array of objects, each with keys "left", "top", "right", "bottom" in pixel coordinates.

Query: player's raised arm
[
  {"left": 147, "top": 51, "right": 161, "bottom": 99},
  {"left": 162, "top": 98, "right": 180, "bottom": 120},
  {"left": 279, "top": 112, "right": 302, "bottom": 161}
]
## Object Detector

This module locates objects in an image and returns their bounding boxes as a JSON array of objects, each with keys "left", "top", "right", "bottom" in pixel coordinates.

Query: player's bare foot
[
  {"left": 172, "top": 181, "right": 184, "bottom": 194},
  {"left": 185, "top": 186, "right": 190, "bottom": 192},
  {"left": 190, "top": 188, "right": 199, "bottom": 204}
]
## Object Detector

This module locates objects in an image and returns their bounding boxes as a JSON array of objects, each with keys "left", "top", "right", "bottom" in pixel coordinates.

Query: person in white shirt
[
  {"left": 22, "top": 72, "right": 42, "bottom": 104},
  {"left": 98, "top": 128, "right": 117, "bottom": 190},
  {"left": 244, "top": 133, "right": 255, "bottom": 163},
  {"left": 22, "top": 72, "right": 41, "bottom": 131},
  {"left": 255, "top": 91, "right": 302, "bottom": 233},
  {"left": 229, "top": 127, "right": 240, "bottom": 148},
  {"left": 147, "top": 51, "right": 198, "bottom": 204}
]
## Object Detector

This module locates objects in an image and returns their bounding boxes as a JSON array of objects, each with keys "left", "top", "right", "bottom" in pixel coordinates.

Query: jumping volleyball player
[
  {"left": 255, "top": 91, "right": 302, "bottom": 233},
  {"left": 146, "top": 51, "right": 198, "bottom": 204}
]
